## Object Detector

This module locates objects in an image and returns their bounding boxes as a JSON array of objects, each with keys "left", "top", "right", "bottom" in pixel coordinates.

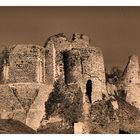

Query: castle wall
[
  {"left": 25, "top": 84, "right": 53, "bottom": 130},
  {"left": 0, "top": 44, "right": 52, "bottom": 130},
  {"left": 0, "top": 84, "right": 26, "bottom": 123},
  {"left": 0, "top": 83, "right": 52, "bottom": 130},
  {"left": 3, "top": 45, "right": 45, "bottom": 84}
]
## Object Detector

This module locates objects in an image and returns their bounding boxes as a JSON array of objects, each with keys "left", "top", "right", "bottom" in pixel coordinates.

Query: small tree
[{"left": 106, "top": 66, "right": 123, "bottom": 86}]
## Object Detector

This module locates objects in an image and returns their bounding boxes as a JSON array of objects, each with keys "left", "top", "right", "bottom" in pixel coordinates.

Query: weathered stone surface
[
  {"left": 26, "top": 84, "right": 52, "bottom": 130},
  {"left": 63, "top": 47, "right": 107, "bottom": 103},
  {"left": 71, "top": 33, "right": 90, "bottom": 48},
  {"left": 0, "top": 84, "right": 26, "bottom": 123},
  {"left": 0, "top": 45, "right": 52, "bottom": 130},
  {"left": 122, "top": 55, "right": 140, "bottom": 109},
  {"left": 0, "top": 44, "right": 45, "bottom": 84},
  {"left": 1, "top": 33, "right": 140, "bottom": 134},
  {"left": 0, "top": 83, "right": 52, "bottom": 130}
]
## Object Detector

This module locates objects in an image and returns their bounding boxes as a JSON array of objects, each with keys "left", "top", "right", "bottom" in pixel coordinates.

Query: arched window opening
[{"left": 86, "top": 80, "right": 92, "bottom": 103}]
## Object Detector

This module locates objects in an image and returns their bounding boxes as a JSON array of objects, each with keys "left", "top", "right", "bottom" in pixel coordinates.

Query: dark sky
[{"left": 0, "top": 7, "right": 140, "bottom": 69}]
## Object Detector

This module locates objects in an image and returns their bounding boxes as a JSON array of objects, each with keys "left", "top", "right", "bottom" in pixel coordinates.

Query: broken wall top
[
  {"left": 122, "top": 55, "right": 140, "bottom": 85},
  {"left": 44, "top": 33, "right": 91, "bottom": 53}
]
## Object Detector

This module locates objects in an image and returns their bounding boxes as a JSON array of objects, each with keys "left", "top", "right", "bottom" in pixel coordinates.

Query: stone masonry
[
  {"left": 1, "top": 33, "right": 140, "bottom": 133},
  {"left": 0, "top": 33, "right": 107, "bottom": 132},
  {"left": 0, "top": 44, "right": 53, "bottom": 130},
  {"left": 121, "top": 55, "right": 140, "bottom": 109}
]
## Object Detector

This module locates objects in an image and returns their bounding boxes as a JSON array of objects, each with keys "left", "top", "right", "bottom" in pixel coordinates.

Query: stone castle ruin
[{"left": 0, "top": 33, "right": 140, "bottom": 133}]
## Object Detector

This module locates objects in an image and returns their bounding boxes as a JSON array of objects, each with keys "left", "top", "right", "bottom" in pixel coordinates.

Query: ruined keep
[
  {"left": 1, "top": 33, "right": 140, "bottom": 134},
  {"left": 0, "top": 33, "right": 107, "bottom": 133},
  {"left": 45, "top": 33, "right": 107, "bottom": 102}
]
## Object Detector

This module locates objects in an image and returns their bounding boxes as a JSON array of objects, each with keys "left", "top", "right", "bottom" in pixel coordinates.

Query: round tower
[{"left": 80, "top": 47, "right": 107, "bottom": 103}]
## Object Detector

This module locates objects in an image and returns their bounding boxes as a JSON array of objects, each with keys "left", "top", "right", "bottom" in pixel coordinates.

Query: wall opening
[{"left": 86, "top": 79, "right": 92, "bottom": 103}]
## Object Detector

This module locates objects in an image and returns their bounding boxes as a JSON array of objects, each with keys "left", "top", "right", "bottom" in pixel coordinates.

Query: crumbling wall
[
  {"left": 1, "top": 33, "right": 133, "bottom": 134},
  {"left": 0, "top": 83, "right": 52, "bottom": 130},
  {"left": 26, "top": 84, "right": 53, "bottom": 130},
  {"left": 44, "top": 33, "right": 71, "bottom": 84},
  {"left": 3, "top": 44, "right": 45, "bottom": 83},
  {"left": 38, "top": 78, "right": 83, "bottom": 133},
  {"left": 122, "top": 55, "right": 140, "bottom": 109},
  {"left": 0, "top": 84, "right": 26, "bottom": 123},
  {"left": 44, "top": 33, "right": 90, "bottom": 85},
  {"left": 0, "top": 44, "right": 52, "bottom": 130},
  {"left": 71, "top": 33, "right": 90, "bottom": 48}
]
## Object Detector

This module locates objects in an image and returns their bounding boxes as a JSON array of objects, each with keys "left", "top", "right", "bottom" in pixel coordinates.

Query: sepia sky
[{"left": 0, "top": 7, "right": 140, "bottom": 69}]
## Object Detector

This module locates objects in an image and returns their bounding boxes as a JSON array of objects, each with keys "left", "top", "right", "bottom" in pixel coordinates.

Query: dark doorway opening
[
  {"left": 119, "top": 130, "right": 130, "bottom": 134},
  {"left": 86, "top": 80, "right": 92, "bottom": 103}
]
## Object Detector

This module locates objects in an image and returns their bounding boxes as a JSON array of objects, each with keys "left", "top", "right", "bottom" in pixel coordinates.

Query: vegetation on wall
[
  {"left": 45, "top": 78, "right": 83, "bottom": 125},
  {"left": 106, "top": 66, "right": 123, "bottom": 86}
]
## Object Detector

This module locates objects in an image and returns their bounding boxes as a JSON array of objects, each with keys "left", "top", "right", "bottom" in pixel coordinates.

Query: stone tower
[
  {"left": 64, "top": 44, "right": 107, "bottom": 103},
  {"left": 122, "top": 55, "right": 140, "bottom": 109},
  {"left": 44, "top": 33, "right": 107, "bottom": 133},
  {"left": 44, "top": 33, "right": 107, "bottom": 103}
]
